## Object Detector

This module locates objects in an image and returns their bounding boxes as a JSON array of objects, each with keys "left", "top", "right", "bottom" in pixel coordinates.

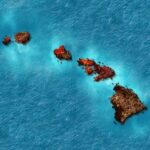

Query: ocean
[{"left": 0, "top": 0, "right": 150, "bottom": 149}]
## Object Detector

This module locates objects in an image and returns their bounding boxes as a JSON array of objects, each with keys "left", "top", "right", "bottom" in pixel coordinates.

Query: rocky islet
[{"left": 2, "top": 36, "right": 11, "bottom": 45}]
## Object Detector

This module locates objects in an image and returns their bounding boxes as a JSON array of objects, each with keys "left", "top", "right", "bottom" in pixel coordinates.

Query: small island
[
  {"left": 15, "top": 32, "right": 30, "bottom": 44},
  {"left": 77, "top": 58, "right": 115, "bottom": 81},
  {"left": 111, "top": 84, "right": 147, "bottom": 124},
  {"left": 2, "top": 36, "right": 11, "bottom": 45},
  {"left": 54, "top": 45, "right": 72, "bottom": 60}
]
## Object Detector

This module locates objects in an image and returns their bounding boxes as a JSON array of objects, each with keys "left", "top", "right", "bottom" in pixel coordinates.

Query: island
[
  {"left": 77, "top": 58, "right": 115, "bottom": 81},
  {"left": 15, "top": 32, "right": 30, "bottom": 44},
  {"left": 54, "top": 45, "right": 72, "bottom": 60},
  {"left": 2, "top": 36, "right": 11, "bottom": 45},
  {"left": 111, "top": 84, "right": 147, "bottom": 124}
]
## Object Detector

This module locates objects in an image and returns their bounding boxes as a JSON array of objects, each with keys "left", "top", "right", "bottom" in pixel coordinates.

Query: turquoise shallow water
[{"left": 0, "top": 0, "right": 150, "bottom": 149}]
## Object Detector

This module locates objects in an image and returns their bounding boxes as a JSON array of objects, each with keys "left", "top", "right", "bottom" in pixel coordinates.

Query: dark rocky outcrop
[{"left": 2, "top": 36, "right": 11, "bottom": 45}]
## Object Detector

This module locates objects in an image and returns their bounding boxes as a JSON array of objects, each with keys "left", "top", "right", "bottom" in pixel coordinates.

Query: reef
[
  {"left": 111, "top": 84, "right": 147, "bottom": 124},
  {"left": 77, "top": 58, "right": 115, "bottom": 81},
  {"left": 2, "top": 36, "right": 11, "bottom": 45},
  {"left": 54, "top": 45, "right": 72, "bottom": 60},
  {"left": 15, "top": 32, "right": 30, "bottom": 44}
]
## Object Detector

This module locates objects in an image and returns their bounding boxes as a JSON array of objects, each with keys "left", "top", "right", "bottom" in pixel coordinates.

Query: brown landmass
[{"left": 111, "top": 84, "right": 147, "bottom": 124}]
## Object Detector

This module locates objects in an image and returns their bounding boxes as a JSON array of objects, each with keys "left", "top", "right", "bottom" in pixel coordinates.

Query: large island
[{"left": 111, "top": 84, "right": 147, "bottom": 124}]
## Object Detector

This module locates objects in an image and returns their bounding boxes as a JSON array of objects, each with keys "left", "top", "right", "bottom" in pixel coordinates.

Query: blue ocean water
[{"left": 0, "top": 0, "right": 150, "bottom": 149}]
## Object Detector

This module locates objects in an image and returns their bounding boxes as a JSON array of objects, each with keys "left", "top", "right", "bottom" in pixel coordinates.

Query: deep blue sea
[{"left": 0, "top": 0, "right": 150, "bottom": 149}]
